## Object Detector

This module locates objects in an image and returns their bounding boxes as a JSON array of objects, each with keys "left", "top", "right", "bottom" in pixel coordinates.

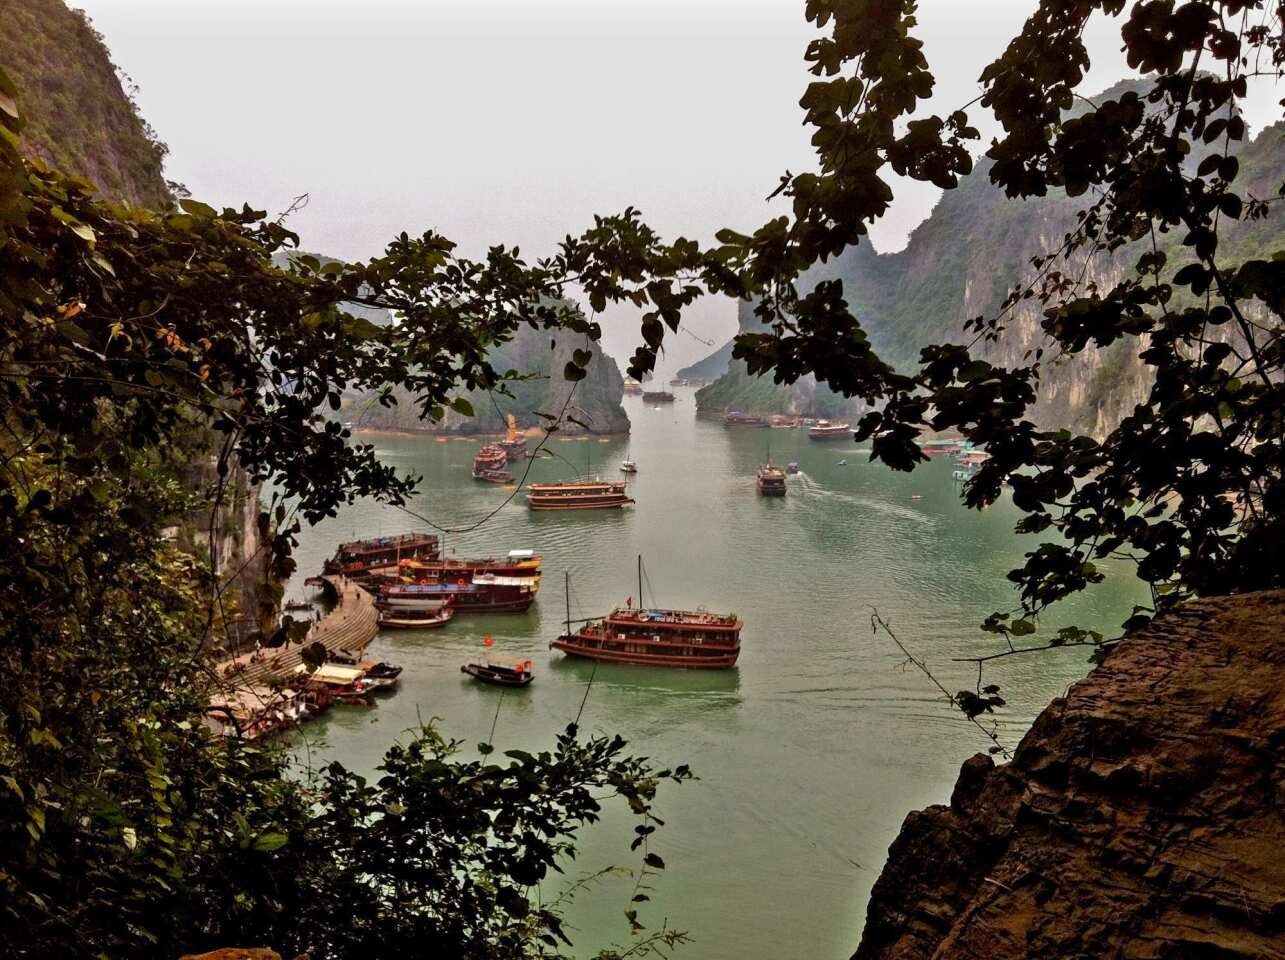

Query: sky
[{"left": 77, "top": 0, "right": 1284, "bottom": 376}]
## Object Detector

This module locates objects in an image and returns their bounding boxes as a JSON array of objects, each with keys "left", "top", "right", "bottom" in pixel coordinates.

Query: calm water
[{"left": 285, "top": 387, "right": 1143, "bottom": 959}]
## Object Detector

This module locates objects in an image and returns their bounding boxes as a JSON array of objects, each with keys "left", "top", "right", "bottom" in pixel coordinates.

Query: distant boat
[
  {"left": 837, "top": 458, "right": 848, "bottom": 466},
  {"left": 910, "top": 494, "right": 923, "bottom": 500},
  {"left": 642, "top": 390, "right": 675, "bottom": 403},
  {"left": 807, "top": 420, "right": 851, "bottom": 441},
  {"left": 786, "top": 462, "right": 800, "bottom": 474},
  {"left": 620, "top": 459, "right": 638, "bottom": 473},
  {"left": 757, "top": 462, "right": 787, "bottom": 496}
]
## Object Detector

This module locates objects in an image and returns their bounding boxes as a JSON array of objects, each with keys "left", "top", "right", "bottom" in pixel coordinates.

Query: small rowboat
[{"left": 461, "top": 655, "right": 534, "bottom": 687}]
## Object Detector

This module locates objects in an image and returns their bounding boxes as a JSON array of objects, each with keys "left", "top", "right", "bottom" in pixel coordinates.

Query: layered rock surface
[{"left": 854, "top": 591, "right": 1285, "bottom": 960}]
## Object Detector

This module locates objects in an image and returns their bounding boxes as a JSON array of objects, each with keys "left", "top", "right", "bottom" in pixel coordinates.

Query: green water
[{"left": 285, "top": 388, "right": 1144, "bottom": 959}]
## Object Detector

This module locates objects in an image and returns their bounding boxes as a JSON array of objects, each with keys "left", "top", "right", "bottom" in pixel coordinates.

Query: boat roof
[
  {"left": 292, "top": 663, "right": 365, "bottom": 684},
  {"left": 507, "top": 549, "right": 535, "bottom": 559},
  {"left": 472, "top": 574, "right": 540, "bottom": 587},
  {"left": 386, "top": 582, "right": 479, "bottom": 594},
  {"left": 607, "top": 607, "right": 740, "bottom": 625}
]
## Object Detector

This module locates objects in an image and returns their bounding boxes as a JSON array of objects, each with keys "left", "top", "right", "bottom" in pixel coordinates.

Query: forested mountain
[
  {"left": 347, "top": 319, "right": 630, "bottom": 435},
  {"left": 0, "top": 0, "right": 172, "bottom": 208},
  {"left": 693, "top": 82, "right": 1285, "bottom": 434}
]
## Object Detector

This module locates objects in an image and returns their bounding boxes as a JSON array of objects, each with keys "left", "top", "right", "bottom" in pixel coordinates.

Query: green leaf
[
  {"left": 450, "top": 397, "right": 475, "bottom": 417},
  {"left": 251, "top": 832, "right": 289, "bottom": 852}
]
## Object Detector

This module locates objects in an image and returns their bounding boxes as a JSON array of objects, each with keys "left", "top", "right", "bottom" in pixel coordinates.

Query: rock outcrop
[{"left": 853, "top": 591, "right": 1285, "bottom": 960}]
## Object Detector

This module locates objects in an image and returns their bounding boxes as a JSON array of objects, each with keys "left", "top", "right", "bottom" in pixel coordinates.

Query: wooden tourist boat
[
  {"left": 642, "top": 390, "right": 675, "bottom": 403},
  {"left": 378, "top": 575, "right": 539, "bottom": 614},
  {"left": 724, "top": 411, "right": 766, "bottom": 426},
  {"left": 526, "top": 477, "right": 633, "bottom": 511},
  {"left": 806, "top": 420, "right": 851, "bottom": 441},
  {"left": 323, "top": 532, "right": 440, "bottom": 577},
  {"left": 396, "top": 549, "right": 542, "bottom": 582},
  {"left": 623, "top": 380, "right": 643, "bottom": 395},
  {"left": 472, "top": 444, "right": 512, "bottom": 481},
  {"left": 378, "top": 605, "right": 455, "bottom": 629},
  {"left": 919, "top": 438, "right": 968, "bottom": 456},
  {"left": 461, "top": 654, "right": 535, "bottom": 687},
  {"left": 757, "top": 461, "right": 787, "bottom": 496},
  {"left": 550, "top": 560, "right": 742, "bottom": 669}
]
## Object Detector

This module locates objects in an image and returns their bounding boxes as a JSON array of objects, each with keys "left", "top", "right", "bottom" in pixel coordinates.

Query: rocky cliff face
[
  {"left": 5, "top": 0, "right": 266, "bottom": 646},
  {"left": 853, "top": 590, "right": 1285, "bottom": 960},
  {"left": 348, "top": 320, "right": 630, "bottom": 435},
  {"left": 693, "top": 82, "right": 1285, "bottom": 434},
  {"left": 0, "top": 0, "right": 172, "bottom": 208}
]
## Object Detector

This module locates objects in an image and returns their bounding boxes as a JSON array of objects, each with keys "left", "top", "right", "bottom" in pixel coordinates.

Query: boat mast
[
  {"left": 637, "top": 553, "right": 643, "bottom": 610},
  {"left": 564, "top": 570, "right": 570, "bottom": 635}
]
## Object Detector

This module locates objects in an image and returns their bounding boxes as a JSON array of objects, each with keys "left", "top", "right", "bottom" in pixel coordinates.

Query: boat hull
[
  {"left": 551, "top": 636, "right": 739, "bottom": 669},
  {"left": 528, "top": 498, "right": 633, "bottom": 510},
  {"left": 460, "top": 663, "right": 534, "bottom": 686}
]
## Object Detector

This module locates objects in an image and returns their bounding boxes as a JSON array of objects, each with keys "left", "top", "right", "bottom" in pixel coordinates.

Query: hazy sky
[{"left": 77, "top": 0, "right": 1283, "bottom": 375}]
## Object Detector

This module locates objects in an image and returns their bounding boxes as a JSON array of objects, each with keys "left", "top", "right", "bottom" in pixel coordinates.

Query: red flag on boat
[{"left": 484, "top": 636, "right": 494, "bottom": 646}]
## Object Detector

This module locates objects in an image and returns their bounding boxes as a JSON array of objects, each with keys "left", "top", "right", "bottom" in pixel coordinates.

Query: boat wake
[{"left": 788, "top": 474, "right": 933, "bottom": 525}]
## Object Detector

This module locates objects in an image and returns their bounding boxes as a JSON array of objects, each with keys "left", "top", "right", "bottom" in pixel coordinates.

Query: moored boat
[
  {"left": 526, "top": 477, "right": 633, "bottom": 511},
  {"left": 807, "top": 420, "right": 851, "bottom": 441},
  {"left": 550, "top": 560, "right": 742, "bottom": 668},
  {"left": 396, "top": 549, "right": 542, "bottom": 582},
  {"left": 642, "top": 390, "right": 675, "bottom": 403},
  {"left": 461, "top": 655, "right": 535, "bottom": 687},
  {"left": 379, "top": 575, "right": 539, "bottom": 614},
  {"left": 323, "top": 532, "right": 440, "bottom": 577},
  {"left": 497, "top": 415, "right": 529, "bottom": 461},
  {"left": 378, "top": 605, "right": 455, "bottom": 629},
  {"left": 623, "top": 379, "right": 643, "bottom": 395},
  {"left": 724, "top": 410, "right": 766, "bottom": 426}
]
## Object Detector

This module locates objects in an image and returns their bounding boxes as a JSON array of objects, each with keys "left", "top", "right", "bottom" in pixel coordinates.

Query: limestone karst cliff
[
  {"left": 853, "top": 591, "right": 1285, "bottom": 960},
  {"left": 691, "top": 81, "right": 1285, "bottom": 435}
]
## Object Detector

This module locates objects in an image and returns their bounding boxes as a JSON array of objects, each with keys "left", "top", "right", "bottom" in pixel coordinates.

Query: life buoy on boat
[{"left": 457, "top": 577, "right": 467, "bottom": 587}]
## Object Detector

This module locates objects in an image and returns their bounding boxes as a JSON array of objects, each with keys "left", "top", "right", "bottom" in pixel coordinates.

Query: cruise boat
[
  {"left": 641, "top": 390, "right": 675, "bottom": 403},
  {"left": 623, "top": 379, "right": 643, "bottom": 395},
  {"left": 757, "top": 461, "right": 787, "bottom": 496},
  {"left": 323, "top": 532, "right": 440, "bottom": 577},
  {"left": 550, "top": 561, "right": 743, "bottom": 668},
  {"left": 807, "top": 420, "right": 851, "bottom": 441},
  {"left": 396, "top": 549, "right": 542, "bottom": 582},
  {"left": 724, "top": 411, "right": 765, "bottom": 426},
  {"left": 378, "top": 575, "right": 539, "bottom": 614},
  {"left": 526, "top": 477, "right": 634, "bottom": 511},
  {"left": 472, "top": 444, "right": 514, "bottom": 483}
]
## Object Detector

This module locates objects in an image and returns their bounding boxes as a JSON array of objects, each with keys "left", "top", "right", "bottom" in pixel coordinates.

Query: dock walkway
[{"left": 213, "top": 575, "right": 379, "bottom": 691}]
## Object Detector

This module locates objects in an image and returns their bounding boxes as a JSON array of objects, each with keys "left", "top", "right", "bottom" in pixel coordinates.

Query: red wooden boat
[
  {"left": 526, "top": 477, "right": 633, "bottom": 511},
  {"left": 396, "top": 549, "right": 542, "bottom": 582},
  {"left": 757, "top": 461, "right": 786, "bottom": 496},
  {"left": 473, "top": 444, "right": 513, "bottom": 481},
  {"left": 806, "top": 420, "right": 851, "bottom": 441},
  {"left": 323, "top": 532, "right": 440, "bottom": 577},
  {"left": 550, "top": 560, "right": 742, "bottom": 669},
  {"left": 378, "top": 575, "right": 539, "bottom": 614}
]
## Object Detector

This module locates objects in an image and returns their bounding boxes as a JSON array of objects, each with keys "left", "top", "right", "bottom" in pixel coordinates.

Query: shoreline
[{"left": 350, "top": 426, "right": 629, "bottom": 440}]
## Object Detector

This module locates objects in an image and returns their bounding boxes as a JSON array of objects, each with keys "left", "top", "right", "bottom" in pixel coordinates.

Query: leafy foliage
[{"left": 3, "top": 0, "right": 1285, "bottom": 955}]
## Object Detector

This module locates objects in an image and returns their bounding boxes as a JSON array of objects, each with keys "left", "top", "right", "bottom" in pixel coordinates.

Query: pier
[{"left": 212, "top": 575, "right": 379, "bottom": 696}]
